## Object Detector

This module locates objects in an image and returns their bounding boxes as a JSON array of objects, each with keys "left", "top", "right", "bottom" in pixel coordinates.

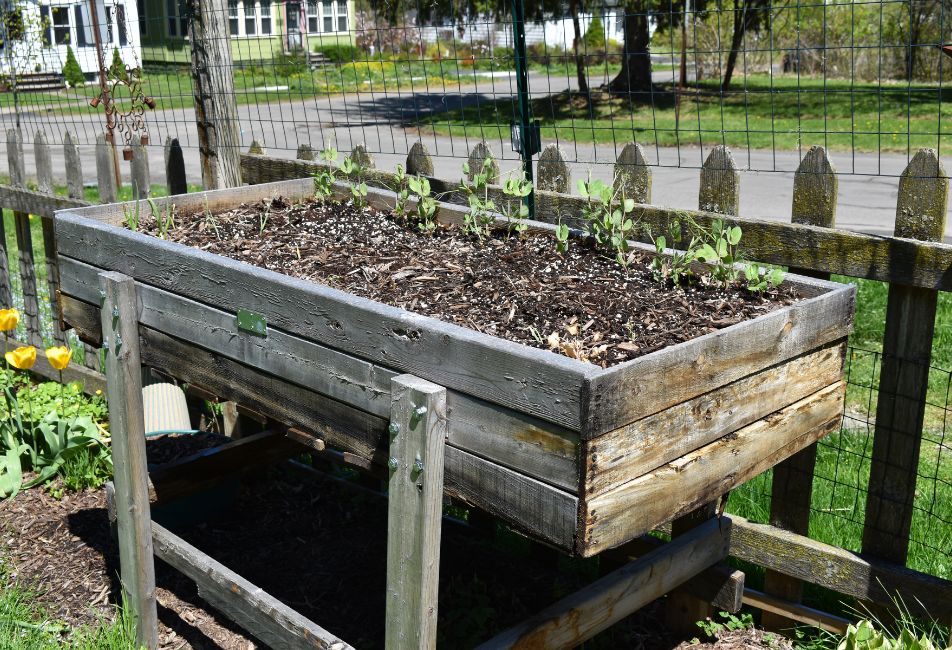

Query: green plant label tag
[{"left": 237, "top": 309, "right": 267, "bottom": 336}]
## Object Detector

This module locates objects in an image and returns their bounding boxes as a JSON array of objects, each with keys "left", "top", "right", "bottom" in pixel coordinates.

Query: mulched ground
[
  {"left": 0, "top": 433, "right": 795, "bottom": 650},
  {"left": 139, "top": 197, "right": 801, "bottom": 368}
]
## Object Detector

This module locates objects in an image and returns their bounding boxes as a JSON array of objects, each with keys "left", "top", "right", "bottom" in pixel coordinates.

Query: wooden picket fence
[{"left": 2, "top": 127, "right": 951, "bottom": 639}]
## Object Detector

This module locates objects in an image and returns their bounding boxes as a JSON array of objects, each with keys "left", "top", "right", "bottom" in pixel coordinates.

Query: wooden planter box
[{"left": 54, "top": 178, "right": 854, "bottom": 557}]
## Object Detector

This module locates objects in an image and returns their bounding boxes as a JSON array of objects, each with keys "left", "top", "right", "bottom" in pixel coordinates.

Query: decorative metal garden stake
[{"left": 87, "top": 0, "right": 155, "bottom": 183}]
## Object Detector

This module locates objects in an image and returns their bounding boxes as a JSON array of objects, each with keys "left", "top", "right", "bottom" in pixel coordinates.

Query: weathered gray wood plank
[
  {"left": 729, "top": 515, "right": 952, "bottom": 620},
  {"left": 56, "top": 262, "right": 580, "bottom": 490},
  {"left": 130, "top": 134, "right": 151, "bottom": 200},
  {"left": 238, "top": 155, "right": 952, "bottom": 293},
  {"left": 444, "top": 445, "right": 579, "bottom": 551},
  {"left": 136, "top": 324, "right": 388, "bottom": 462},
  {"left": 95, "top": 133, "right": 118, "bottom": 204},
  {"left": 474, "top": 517, "right": 731, "bottom": 650},
  {"left": 665, "top": 502, "right": 717, "bottom": 635},
  {"left": 580, "top": 284, "right": 854, "bottom": 437},
  {"left": 0, "top": 202, "right": 12, "bottom": 309},
  {"left": 34, "top": 132, "right": 66, "bottom": 346},
  {"left": 8, "top": 129, "right": 43, "bottom": 348},
  {"left": 580, "top": 382, "right": 845, "bottom": 556},
  {"left": 99, "top": 272, "right": 158, "bottom": 650},
  {"left": 63, "top": 131, "right": 84, "bottom": 200},
  {"left": 743, "top": 589, "right": 850, "bottom": 634},
  {"left": 0, "top": 185, "right": 94, "bottom": 218},
  {"left": 152, "top": 522, "right": 353, "bottom": 650},
  {"left": 583, "top": 342, "right": 845, "bottom": 497},
  {"left": 164, "top": 136, "right": 188, "bottom": 196},
  {"left": 386, "top": 375, "right": 446, "bottom": 650},
  {"left": 53, "top": 214, "right": 592, "bottom": 431},
  {"left": 863, "top": 148, "right": 949, "bottom": 565},
  {"left": 600, "top": 535, "right": 744, "bottom": 613},
  {"left": 614, "top": 142, "right": 651, "bottom": 204},
  {"left": 34, "top": 130, "right": 53, "bottom": 195},
  {"left": 763, "top": 144, "right": 839, "bottom": 633},
  {"left": 699, "top": 145, "right": 739, "bottom": 215}
]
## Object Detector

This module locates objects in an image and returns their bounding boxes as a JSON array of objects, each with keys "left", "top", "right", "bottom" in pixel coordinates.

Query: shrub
[
  {"left": 584, "top": 15, "right": 606, "bottom": 50},
  {"left": 316, "top": 42, "right": 358, "bottom": 62},
  {"left": 62, "top": 45, "right": 84, "bottom": 87},
  {"left": 109, "top": 47, "right": 127, "bottom": 81}
]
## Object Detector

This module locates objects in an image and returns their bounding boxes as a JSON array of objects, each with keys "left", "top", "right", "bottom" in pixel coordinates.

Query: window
[
  {"left": 336, "top": 1, "right": 346, "bottom": 32},
  {"left": 116, "top": 4, "right": 128, "bottom": 45},
  {"left": 259, "top": 0, "right": 270, "bottom": 34},
  {"left": 166, "top": 0, "right": 177, "bottom": 35},
  {"left": 51, "top": 7, "right": 70, "bottom": 44},
  {"left": 228, "top": 0, "right": 238, "bottom": 35},
  {"left": 243, "top": 0, "right": 254, "bottom": 35},
  {"left": 322, "top": 0, "right": 331, "bottom": 32},
  {"left": 74, "top": 5, "right": 87, "bottom": 46},
  {"left": 136, "top": 0, "right": 147, "bottom": 35},
  {"left": 306, "top": 0, "right": 317, "bottom": 33}
]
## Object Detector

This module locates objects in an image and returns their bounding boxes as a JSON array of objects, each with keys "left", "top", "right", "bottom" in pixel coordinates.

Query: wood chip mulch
[
  {"left": 1, "top": 433, "right": 705, "bottom": 650},
  {"left": 676, "top": 626, "right": 795, "bottom": 650},
  {"left": 142, "top": 197, "right": 801, "bottom": 368}
]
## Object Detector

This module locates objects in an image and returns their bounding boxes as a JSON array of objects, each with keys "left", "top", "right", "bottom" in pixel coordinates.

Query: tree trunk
[
  {"left": 721, "top": 0, "right": 746, "bottom": 91},
  {"left": 609, "top": 0, "right": 652, "bottom": 96},
  {"left": 570, "top": 1, "right": 589, "bottom": 94}
]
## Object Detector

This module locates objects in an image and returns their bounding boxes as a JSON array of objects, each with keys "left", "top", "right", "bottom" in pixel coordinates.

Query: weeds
[
  {"left": 202, "top": 196, "right": 221, "bottom": 239},
  {"left": 121, "top": 199, "right": 140, "bottom": 232},
  {"left": 260, "top": 193, "right": 276, "bottom": 235}
]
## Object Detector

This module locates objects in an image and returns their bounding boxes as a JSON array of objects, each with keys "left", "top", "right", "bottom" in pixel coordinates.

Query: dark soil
[
  {"left": 142, "top": 197, "right": 801, "bottom": 368},
  {"left": 2, "top": 434, "right": 737, "bottom": 650}
]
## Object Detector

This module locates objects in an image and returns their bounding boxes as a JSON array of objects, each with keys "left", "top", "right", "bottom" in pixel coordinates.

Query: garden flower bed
[{"left": 53, "top": 178, "right": 854, "bottom": 556}]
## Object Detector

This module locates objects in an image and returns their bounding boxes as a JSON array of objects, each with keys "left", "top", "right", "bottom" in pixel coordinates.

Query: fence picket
[
  {"left": 351, "top": 143, "right": 375, "bottom": 169},
  {"left": 96, "top": 134, "right": 118, "bottom": 204},
  {"left": 537, "top": 144, "right": 571, "bottom": 194},
  {"left": 762, "top": 145, "right": 838, "bottom": 633},
  {"left": 63, "top": 131, "right": 84, "bottom": 200},
  {"left": 406, "top": 141, "right": 434, "bottom": 177},
  {"left": 468, "top": 141, "right": 499, "bottom": 184},
  {"left": 34, "top": 130, "right": 66, "bottom": 347},
  {"left": 296, "top": 143, "right": 314, "bottom": 161},
  {"left": 7, "top": 129, "right": 42, "bottom": 348},
  {"left": 863, "top": 148, "right": 949, "bottom": 564},
  {"left": 164, "top": 136, "right": 187, "bottom": 197},
  {"left": 130, "top": 135, "right": 151, "bottom": 201},
  {"left": 699, "top": 145, "right": 740, "bottom": 215},
  {"left": 614, "top": 142, "right": 651, "bottom": 204}
]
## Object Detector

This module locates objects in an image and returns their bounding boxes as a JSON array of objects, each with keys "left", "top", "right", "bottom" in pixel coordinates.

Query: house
[
  {"left": 138, "top": 0, "right": 355, "bottom": 67},
  {"left": 0, "top": 0, "right": 143, "bottom": 77}
]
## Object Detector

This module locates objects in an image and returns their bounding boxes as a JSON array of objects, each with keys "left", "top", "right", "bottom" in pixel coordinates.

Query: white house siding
[
  {"left": 1, "top": 0, "right": 143, "bottom": 77},
  {"left": 415, "top": 13, "right": 623, "bottom": 52}
]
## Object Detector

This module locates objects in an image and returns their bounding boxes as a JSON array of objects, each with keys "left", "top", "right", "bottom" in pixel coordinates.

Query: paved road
[{"left": 2, "top": 70, "right": 948, "bottom": 242}]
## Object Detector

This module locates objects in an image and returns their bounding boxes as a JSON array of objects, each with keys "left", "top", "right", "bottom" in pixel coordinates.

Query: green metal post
[{"left": 511, "top": 0, "right": 536, "bottom": 219}]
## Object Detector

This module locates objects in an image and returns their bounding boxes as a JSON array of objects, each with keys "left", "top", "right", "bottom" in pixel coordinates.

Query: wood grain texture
[
  {"left": 14, "top": 211, "right": 42, "bottom": 348},
  {"left": 665, "top": 503, "right": 717, "bottom": 635},
  {"left": 147, "top": 429, "right": 308, "bottom": 508},
  {"left": 699, "top": 145, "right": 739, "bottom": 215},
  {"left": 406, "top": 141, "right": 434, "bottom": 176},
  {"left": 130, "top": 134, "right": 151, "bottom": 200},
  {"left": 743, "top": 589, "right": 850, "bottom": 634},
  {"left": 188, "top": 0, "right": 242, "bottom": 189},
  {"left": 56, "top": 260, "right": 580, "bottom": 490},
  {"left": 57, "top": 291, "right": 102, "bottom": 346},
  {"left": 583, "top": 342, "right": 845, "bottom": 497},
  {"left": 238, "top": 153, "right": 952, "bottom": 293},
  {"left": 0, "top": 200, "right": 11, "bottom": 309},
  {"left": 729, "top": 515, "right": 952, "bottom": 620},
  {"left": 0, "top": 185, "right": 95, "bottom": 217},
  {"left": 40, "top": 216, "right": 66, "bottom": 345},
  {"left": 95, "top": 133, "right": 118, "bottom": 204},
  {"left": 580, "top": 382, "right": 845, "bottom": 556},
  {"left": 34, "top": 130, "right": 53, "bottom": 194},
  {"left": 53, "top": 214, "right": 591, "bottom": 431},
  {"left": 580, "top": 283, "right": 854, "bottom": 437},
  {"left": 136, "top": 324, "right": 388, "bottom": 462},
  {"left": 863, "top": 148, "right": 949, "bottom": 565},
  {"left": 386, "top": 375, "right": 447, "bottom": 650},
  {"left": 763, "top": 144, "right": 839, "bottom": 633},
  {"left": 443, "top": 445, "right": 579, "bottom": 551},
  {"left": 600, "top": 535, "right": 744, "bottom": 613},
  {"left": 614, "top": 142, "right": 651, "bottom": 204},
  {"left": 468, "top": 141, "right": 499, "bottom": 184},
  {"left": 474, "top": 517, "right": 731, "bottom": 650},
  {"left": 100, "top": 272, "right": 158, "bottom": 650},
  {"left": 537, "top": 144, "right": 571, "bottom": 194},
  {"left": 152, "top": 522, "right": 353, "bottom": 650},
  {"left": 63, "top": 131, "right": 84, "bottom": 200}
]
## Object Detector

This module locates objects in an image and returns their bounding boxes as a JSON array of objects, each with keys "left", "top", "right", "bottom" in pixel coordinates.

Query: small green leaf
[{"left": 729, "top": 226, "right": 742, "bottom": 245}]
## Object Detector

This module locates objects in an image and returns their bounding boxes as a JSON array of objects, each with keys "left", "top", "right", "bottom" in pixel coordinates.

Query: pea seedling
[
  {"left": 312, "top": 142, "right": 338, "bottom": 200},
  {"left": 577, "top": 173, "right": 640, "bottom": 272},
  {"left": 340, "top": 156, "right": 369, "bottom": 208},
  {"left": 744, "top": 265, "right": 784, "bottom": 294},
  {"left": 500, "top": 172, "right": 533, "bottom": 240},
  {"left": 459, "top": 161, "right": 496, "bottom": 243},
  {"left": 391, "top": 164, "right": 411, "bottom": 218},
  {"left": 692, "top": 218, "right": 744, "bottom": 287},
  {"left": 408, "top": 175, "right": 438, "bottom": 236},
  {"left": 651, "top": 217, "right": 699, "bottom": 285}
]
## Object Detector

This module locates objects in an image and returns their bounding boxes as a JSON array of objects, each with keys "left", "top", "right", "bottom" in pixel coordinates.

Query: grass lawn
[{"left": 413, "top": 73, "right": 952, "bottom": 153}]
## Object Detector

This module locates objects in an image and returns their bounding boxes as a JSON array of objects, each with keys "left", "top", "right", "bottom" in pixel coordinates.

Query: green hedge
[{"left": 315, "top": 43, "right": 358, "bottom": 62}]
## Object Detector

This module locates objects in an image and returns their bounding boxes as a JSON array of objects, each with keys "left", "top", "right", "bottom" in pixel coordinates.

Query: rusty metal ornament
[{"left": 87, "top": 0, "right": 155, "bottom": 155}]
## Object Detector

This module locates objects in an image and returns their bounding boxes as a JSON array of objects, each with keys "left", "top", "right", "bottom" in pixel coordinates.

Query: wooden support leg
[
  {"left": 664, "top": 502, "right": 717, "bottom": 637},
  {"left": 386, "top": 374, "right": 447, "bottom": 650},
  {"left": 100, "top": 272, "right": 158, "bottom": 650},
  {"left": 763, "top": 443, "right": 818, "bottom": 633}
]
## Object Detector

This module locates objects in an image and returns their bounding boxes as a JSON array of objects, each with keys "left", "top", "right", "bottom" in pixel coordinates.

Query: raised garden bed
[{"left": 53, "top": 178, "right": 854, "bottom": 557}]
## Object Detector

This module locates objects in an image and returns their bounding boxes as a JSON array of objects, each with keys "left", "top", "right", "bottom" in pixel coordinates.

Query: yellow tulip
[
  {"left": 46, "top": 346, "right": 72, "bottom": 370},
  {"left": 0, "top": 309, "right": 20, "bottom": 332},
  {"left": 5, "top": 346, "right": 36, "bottom": 370}
]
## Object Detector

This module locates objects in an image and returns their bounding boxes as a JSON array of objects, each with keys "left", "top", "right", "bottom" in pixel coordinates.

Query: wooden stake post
[
  {"left": 863, "top": 149, "right": 949, "bottom": 564},
  {"left": 7, "top": 129, "right": 42, "bottom": 347},
  {"left": 99, "top": 272, "right": 158, "bottom": 650},
  {"left": 762, "top": 145, "right": 838, "bottom": 633},
  {"left": 386, "top": 375, "right": 447, "bottom": 650}
]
